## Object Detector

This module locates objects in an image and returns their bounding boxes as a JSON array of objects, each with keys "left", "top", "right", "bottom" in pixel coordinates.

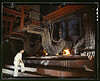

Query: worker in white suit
[{"left": 13, "top": 50, "right": 25, "bottom": 77}]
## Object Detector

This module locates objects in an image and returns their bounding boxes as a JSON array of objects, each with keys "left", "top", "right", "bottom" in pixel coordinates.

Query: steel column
[
  {"left": 5, "top": 21, "right": 8, "bottom": 34},
  {"left": 10, "top": 21, "right": 13, "bottom": 35},
  {"left": 20, "top": 6, "right": 25, "bottom": 29}
]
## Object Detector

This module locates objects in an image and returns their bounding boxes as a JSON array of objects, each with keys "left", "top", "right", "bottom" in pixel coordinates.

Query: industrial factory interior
[{"left": 1, "top": 2, "right": 98, "bottom": 79}]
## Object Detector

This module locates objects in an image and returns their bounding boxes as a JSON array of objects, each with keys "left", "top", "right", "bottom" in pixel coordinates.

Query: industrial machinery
[{"left": 2, "top": 3, "right": 97, "bottom": 78}]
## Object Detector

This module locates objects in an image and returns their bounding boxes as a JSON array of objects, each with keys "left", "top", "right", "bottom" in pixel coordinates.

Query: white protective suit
[{"left": 13, "top": 52, "right": 25, "bottom": 76}]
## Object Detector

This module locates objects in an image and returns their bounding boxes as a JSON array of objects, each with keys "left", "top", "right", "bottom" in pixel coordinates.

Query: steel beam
[
  {"left": 31, "top": 19, "right": 40, "bottom": 26},
  {"left": 57, "top": 5, "right": 62, "bottom": 9},
  {"left": 43, "top": 5, "right": 87, "bottom": 21},
  {"left": 3, "top": 16, "right": 19, "bottom": 22},
  {"left": 3, "top": 7, "right": 28, "bottom": 17},
  {"left": 12, "top": 32, "right": 23, "bottom": 35},
  {"left": 31, "top": 10, "right": 40, "bottom": 15}
]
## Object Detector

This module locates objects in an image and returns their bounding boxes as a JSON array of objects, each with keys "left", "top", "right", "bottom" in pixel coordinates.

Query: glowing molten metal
[
  {"left": 43, "top": 49, "right": 48, "bottom": 56},
  {"left": 63, "top": 49, "right": 71, "bottom": 56}
]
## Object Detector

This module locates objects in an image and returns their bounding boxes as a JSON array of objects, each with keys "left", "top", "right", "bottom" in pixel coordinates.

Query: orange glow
[
  {"left": 43, "top": 49, "right": 48, "bottom": 56},
  {"left": 56, "top": 53, "right": 59, "bottom": 56},
  {"left": 63, "top": 49, "right": 71, "bottom": 56}
]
